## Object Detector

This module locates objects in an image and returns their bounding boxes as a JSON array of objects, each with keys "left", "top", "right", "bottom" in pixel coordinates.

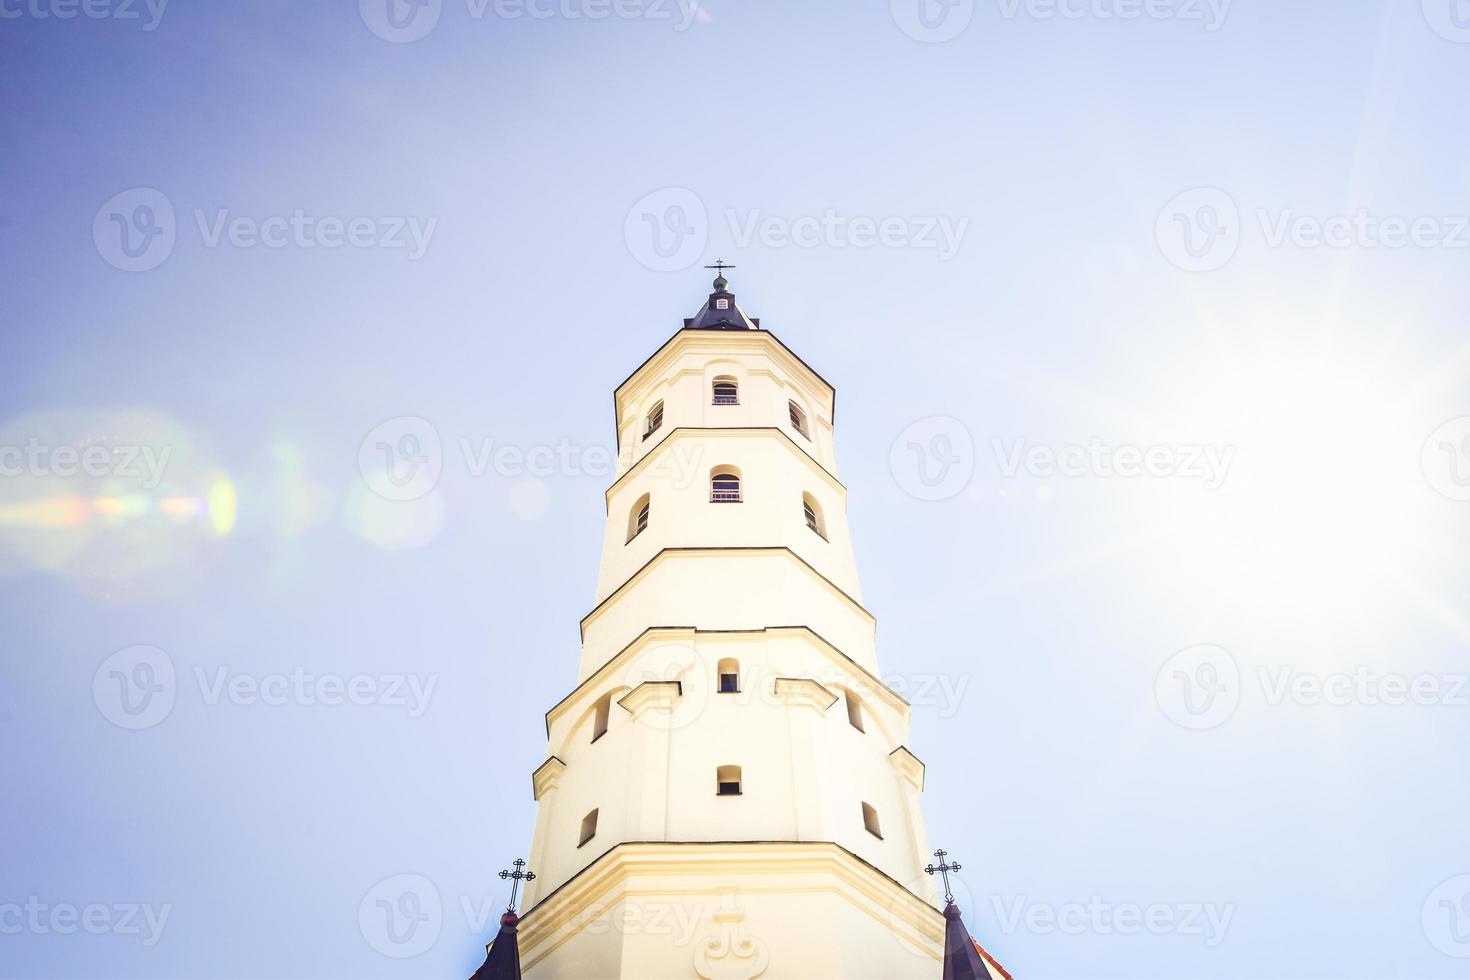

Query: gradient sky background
[{"left": 4, "top": 1, "right": 1470, "bottom": 977}]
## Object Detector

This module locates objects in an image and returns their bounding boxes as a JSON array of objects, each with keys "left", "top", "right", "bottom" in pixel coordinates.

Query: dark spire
[
  {"left": 683, "top": 263, "right": 760, "bottom": 330},
  {"left": 468, "top": 858, "right": 533, "bottom": 980},
  {"left": 467, "top": 911, "right": 522, "bottom": 980},
  {"left": 940, "top": 901, "right": 993, "bottom": 980}
]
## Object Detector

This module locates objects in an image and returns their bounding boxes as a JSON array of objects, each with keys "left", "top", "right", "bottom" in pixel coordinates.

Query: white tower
[{"left": 517, "top": 275, "right": 949, "bottom": 979}]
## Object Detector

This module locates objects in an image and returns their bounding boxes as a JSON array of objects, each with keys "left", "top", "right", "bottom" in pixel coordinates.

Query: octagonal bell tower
[{"left": 515, "top": 275, "right": 948, "bottom": 980}]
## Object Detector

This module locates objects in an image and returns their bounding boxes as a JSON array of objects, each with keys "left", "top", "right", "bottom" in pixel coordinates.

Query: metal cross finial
[
  {"left": 924, "top": 848, "right": 962, "bottom": 904},
  {"left": 704, "top": 259, "right": 736, "bottom": 277},
  {"left": 498, "top": 858, "right": 536, "bottom": 912}
]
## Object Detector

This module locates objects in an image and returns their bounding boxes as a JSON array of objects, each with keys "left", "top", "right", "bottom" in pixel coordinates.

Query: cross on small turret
[
  {"left": 704, "top": 259, "right": 736, "bottom": 277},
  {"left": 498, "top": 858, "right": 536, "bottom": 912},
  {"left": 924, "top": 848, "right": 962, "bottom": 904}
]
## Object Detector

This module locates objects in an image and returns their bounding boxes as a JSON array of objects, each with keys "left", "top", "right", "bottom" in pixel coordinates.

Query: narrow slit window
[
  {"left": 716, "top": 765, "right": 742, "bottom": 796},
  {"left": 845, "top": 691, "right": 865, "bottom": 733},
  {"left": 717, "top": 658, "right": 740, "bottom": 694},
  {"left": 592, "top": 693, "right": 611, "bottom": 742},
  {"left": 643, "top": 401, "right": 664, "bottom": 440},
  {"left": 803, "top": 494, "right": 826, "bottom": 539},
  {"left": 627, "top": 494, "right": 650, "bottom": 543},
  {"left": 862, "top": 802, "right": 882, "bottom": 838},
  {"left": 579, "top": 808, "right": 599, "bottom": 847},
  {"left": 789, "top": 401, "right": 810, "bottom": 438}
]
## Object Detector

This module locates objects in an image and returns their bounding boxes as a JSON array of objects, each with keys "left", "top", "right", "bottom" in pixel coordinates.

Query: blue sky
[{"left": 3, "top": 0, "right": 1470, "bottom": 977}]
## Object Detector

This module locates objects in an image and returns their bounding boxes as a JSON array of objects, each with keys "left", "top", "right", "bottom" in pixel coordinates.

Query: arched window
[
  {"left": 711, "top": 468, "right": 742, "bottom": 503},
  {"left": 716, "top": 765, "right": 742, "bottom": 796},
  {"left": 579, "top": 808, "right": 599, "bottom": 846},
  {"left": 627, "top": 493, "right": 650, "bottom": 543},
  {"left": 592, "top": 692, "right": 611, "bottom": 742},
  {"left": 845, "top": 690, "right": 865, "bottom": 733},
  {"left": 643, "top": 401, "right": 664, "bottom": 441},
  {"left": 802, "top": 493, "right": 826, "bottom": 540},
  {"left": 789, "top": 400, "right": 810, "bottom": 439},
  {"left": 717, "top": 658, "right": 740, "bottom": 694},
  {"left": 712, "top": 377, "right": 739, "bottom": 405},
  {"left": 862, "top": 802, "right": 882, "bottom": 838}
]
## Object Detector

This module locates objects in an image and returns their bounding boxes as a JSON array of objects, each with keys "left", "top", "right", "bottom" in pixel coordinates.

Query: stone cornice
[
  {"left": 616, "top": 680, "right": 682, "bottom": 720},
  {"left": 531, "top": 756, "right": 567, "bottom": 801},
  {"left": 771, "top": 677, "right": 840, "bottom": 714},
  {"left": 604, "top": 425, "right": 846, "bottom": 511},
  {"left": 888, "top": 746, "right": 926, "bottom": 792},
  {"left": 580, "top": 546, "right": 876, "bottom": 642},
  {"left": 517, "top": 841, "right": 943, "bottom": 968}
]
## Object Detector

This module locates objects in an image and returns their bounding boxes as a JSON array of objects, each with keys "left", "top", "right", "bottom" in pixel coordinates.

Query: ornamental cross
[
  {"left": 704, "top": 259, "right": 736, "bottom": 276},
  {"left": 924, "top": 848, "right": 962, "bottom": 903},
  {"left": 498, "top": 858, "right": 536, "bottom": 911}
]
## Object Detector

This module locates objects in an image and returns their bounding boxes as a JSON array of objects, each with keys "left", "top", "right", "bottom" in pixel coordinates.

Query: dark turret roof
[
  {"left": 683, "top": 274, "right": 760, "bottom": 331},
  {"left": 468, "top": 911, "right": 522, "bottom": 980},
  {"left": 942, "top": 902, "right": 1001, "bottom": 980}
]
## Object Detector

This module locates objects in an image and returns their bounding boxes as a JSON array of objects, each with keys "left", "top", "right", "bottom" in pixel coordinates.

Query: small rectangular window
[
  {"left": 719, "top": 673, "right": 739, "bottom": 693},
  {"left": 579, "top": 808, "right": 599, "bottom": 846},
  {"left": 717, "top": 781, "right": 741, "bottom": 796},
  {"left": 716, "top": 298, "right": 729, "bottom": 310},
  {"left": 862, "top": 802, "right": 882, "bottom": 839}
]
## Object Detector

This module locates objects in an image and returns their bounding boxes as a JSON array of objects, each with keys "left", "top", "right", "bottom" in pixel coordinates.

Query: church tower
[{"left": 514, "top": 274, "right": 956, "bottom": 979}]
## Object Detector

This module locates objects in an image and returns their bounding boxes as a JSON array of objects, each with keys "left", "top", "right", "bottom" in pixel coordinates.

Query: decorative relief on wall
[{"left": 693, "top": 891, "right": 769, "bottom": 980}]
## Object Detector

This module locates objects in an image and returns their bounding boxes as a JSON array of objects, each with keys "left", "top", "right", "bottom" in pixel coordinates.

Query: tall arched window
[
  {"left": 802, "top": 493, "right": 826, "bottom": 539},
  {"left": 712, "top": 377, "right": 739, "bottom": 405},
  {"left": 627, "top": 493, "right": 650, "bottom": 542},
  {"left": 717, "top": 658, "right": 740, "bottom": 694},
  {"left": 862, "top": 802, "right": 882, "bottom": 838},
  {"left": 845, "top": 690, "right": 865, "bottom": 733},
  {"left": 789, "top": 400, "right": 810, "bottom": 439},
  {"left": 579, "top": 808, "right": 599, "bottom": 846},
  {"left": 716, "top": 765, "right": 742, "bottom": 796},
  {"left": 711, "top": 468, "right": 742, "bottom": 503},
  {"left": 643, "top": 401, "right": 664, "bottom": 441},
  {"left": 591, "top": 692, "right": 611, "bottom": 742}
]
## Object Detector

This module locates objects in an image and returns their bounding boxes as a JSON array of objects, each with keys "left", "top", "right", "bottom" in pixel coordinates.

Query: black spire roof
[
  {"left": 941, "top": 902, "right": 997, "bottom": 980},
  {"left": 682, "top": 273, "right": 760, "bottom": 331},
  {"left": 467, "top": 911, "right": 522, "bottom": 980}
]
